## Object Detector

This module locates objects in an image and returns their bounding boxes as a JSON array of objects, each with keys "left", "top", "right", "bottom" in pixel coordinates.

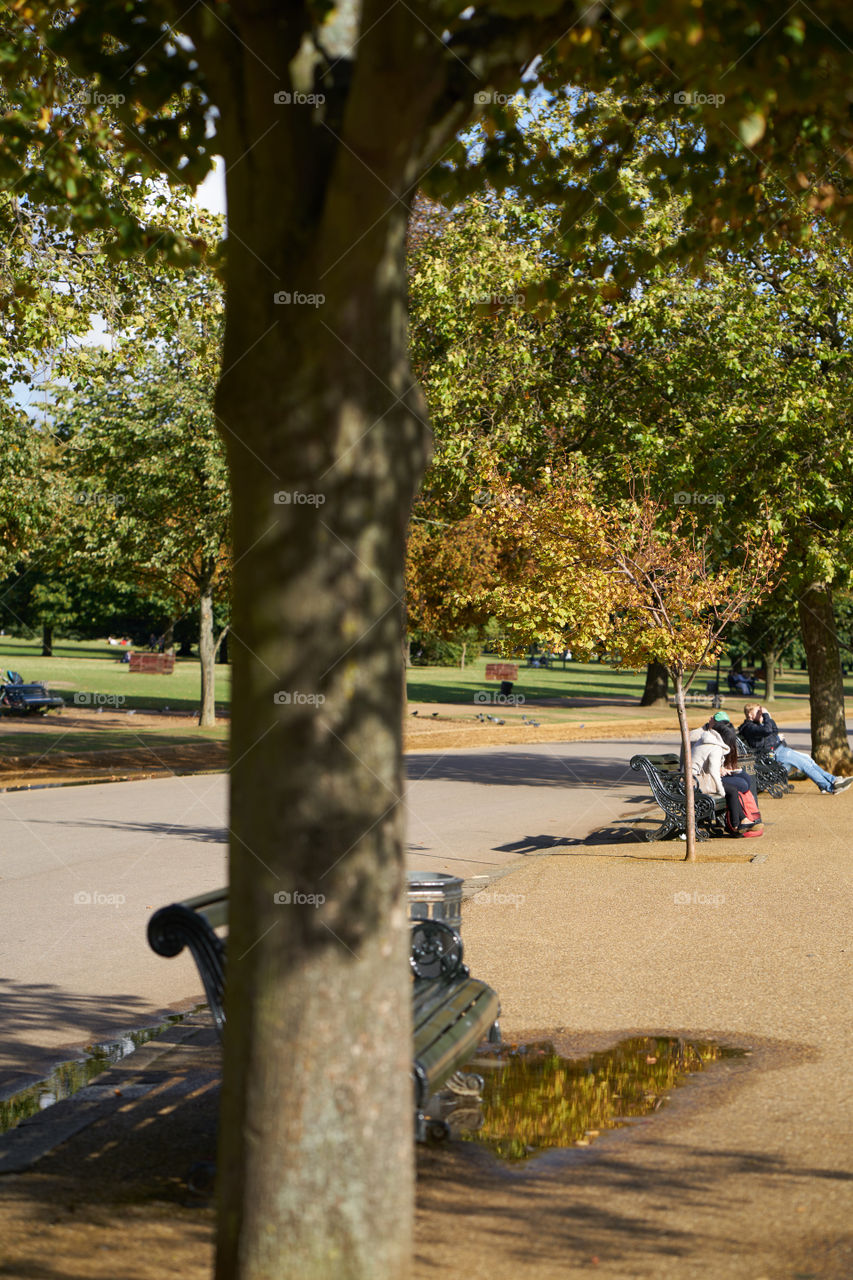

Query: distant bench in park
[
  {"left": 147, "top": 888, "right": 500, "bottom": 1143},
  {"left": 485, "top": 662, "right": 518, "bottom": 696},
  {"left": 128, "top": 652, "right": 175, "bottom": 674}
]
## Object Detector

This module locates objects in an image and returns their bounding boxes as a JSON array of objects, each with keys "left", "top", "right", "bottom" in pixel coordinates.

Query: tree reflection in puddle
[
  {"left": 451, "top": 1036, "right": 746, "bottom": 1161},
  {"left": 0, "top": 1016, "right": 188, "bottom": 1136}
]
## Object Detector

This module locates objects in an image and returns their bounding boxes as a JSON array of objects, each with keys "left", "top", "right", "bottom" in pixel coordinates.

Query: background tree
[
  {"left": 57, "top": 325, "right": 230, "bottom": 727},
  {"left": 481, "top": 471, "right": 780, "bottom": 859}
]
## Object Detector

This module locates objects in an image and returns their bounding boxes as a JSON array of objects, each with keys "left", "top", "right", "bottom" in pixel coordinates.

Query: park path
[
  {"left": 415, "top": 776, "right": 853, "bottom": 1279},
  {"left": 0, "top": 722, "right": 819, "bottom": 1091}
]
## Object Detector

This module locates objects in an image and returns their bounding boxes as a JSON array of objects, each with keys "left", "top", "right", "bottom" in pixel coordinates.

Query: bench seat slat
[
  {"left": 413, "top": 978, "right": 497, "bottom": 1044},
  {"left": 413, "top": 982, "right": 500, "bottom": 1103}
]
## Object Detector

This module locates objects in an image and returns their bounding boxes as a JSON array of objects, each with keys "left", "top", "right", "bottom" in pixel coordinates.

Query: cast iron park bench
[
  {"left": 631, "top": 739, "right": 790, "bottom": 841},
  {"left": 629, "top": 754, "right": 727, "bottom": 841},
  {"left": 147, "top": 889, "right": 500, "bottom": 1143}
]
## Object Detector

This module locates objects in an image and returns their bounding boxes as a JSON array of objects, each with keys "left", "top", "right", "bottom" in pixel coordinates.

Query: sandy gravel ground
[
  {"left": 414, "top": 780, "right": 853, "bottom": 1279},
  {"left": 0, "top": 778, "right": 850, "bottom": 1279}
]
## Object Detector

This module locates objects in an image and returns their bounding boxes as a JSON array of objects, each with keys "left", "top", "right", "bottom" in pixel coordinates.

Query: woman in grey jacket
[{"left": 690, "top": 715, "right": 763, "bottom": 837}]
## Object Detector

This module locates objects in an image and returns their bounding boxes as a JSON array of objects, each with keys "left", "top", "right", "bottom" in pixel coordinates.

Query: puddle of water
[
  {"left": 0, "top": 1015, "right": 188, "bottom": 1137},
  {"left": 458, "top": 1036, "right": 746, "bottom": 1161}
]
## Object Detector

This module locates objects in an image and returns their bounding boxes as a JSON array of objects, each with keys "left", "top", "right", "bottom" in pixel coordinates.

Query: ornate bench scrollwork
[{"left": 630, "top": 755, "right": 723, "bottom": 842}]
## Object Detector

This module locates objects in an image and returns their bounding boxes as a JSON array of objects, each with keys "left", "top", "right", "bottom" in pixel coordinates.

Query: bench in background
[
  {"left": 129, "top": 652, "right": 175, "bottom": 674},
  {"left": 485, "top": 662, "right": 518, "bottom": 697}
]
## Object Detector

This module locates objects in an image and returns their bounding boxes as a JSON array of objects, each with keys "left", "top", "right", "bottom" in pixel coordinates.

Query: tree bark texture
[
  {"left": 798, "top": 583, "right": 853, "bottom": 772},
  {"left": 762, "top": 648, "right": 778, "bottom": 702},
  {"left": 198, "top": 574, "right": 217, "bottom": 728},
  {"left": 640, "top": 660, "right": 668, "bottom": 706},
  {"left": 195, "top": 7, "right": 454, "bottom": 1276}
]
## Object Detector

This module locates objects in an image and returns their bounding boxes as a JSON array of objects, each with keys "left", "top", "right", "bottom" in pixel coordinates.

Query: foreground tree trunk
[
  {"left": 201, "top": 14, "right": 449, "bottom": 1274},
  {"left": 640, "top": 660, "right": 668, "bottom": 706},
  {"left": 798, "top": 582, "right": 853, "bottom": 772}
]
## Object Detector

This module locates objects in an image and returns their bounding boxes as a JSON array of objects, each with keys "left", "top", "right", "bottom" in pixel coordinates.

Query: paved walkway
[
  {"left": 414, "top": 777, "right": 853, "bottom": 1279},
  {"left": 0, "top": 721, "right": 829, "bottom": 1091}
]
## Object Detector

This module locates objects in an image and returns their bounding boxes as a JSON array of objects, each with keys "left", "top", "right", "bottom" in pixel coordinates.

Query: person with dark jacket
[{"left": 739, "top": 704, "right": 853, "bottom": 795}]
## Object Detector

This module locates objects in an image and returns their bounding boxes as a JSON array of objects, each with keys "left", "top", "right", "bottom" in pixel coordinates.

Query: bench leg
[{"left": 645, "top": 814, "right": 681, "bottom": 841}]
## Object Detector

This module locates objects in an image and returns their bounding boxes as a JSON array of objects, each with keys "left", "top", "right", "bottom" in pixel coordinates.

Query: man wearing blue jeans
[{"left": 738, "top": 704, "right": 853, "bottom": 795}]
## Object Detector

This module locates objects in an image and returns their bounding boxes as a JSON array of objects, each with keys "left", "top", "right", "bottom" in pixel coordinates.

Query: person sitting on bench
[
  {"left": 727, "top": 669, "right": 755, "bottom": 696},
  {"left": 690, "top": 712, "right": 763, "bottom": 837},
  {"left": 738, "top": 704, "right": 853, "bottom": 796}
]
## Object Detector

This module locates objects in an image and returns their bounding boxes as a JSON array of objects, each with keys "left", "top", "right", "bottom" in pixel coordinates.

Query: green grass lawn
[
  {"left": 0, "top": 637, "right": 231, "bottom": 714},
  {"left": 0, "top": 637, "right": 823, "bottom": 734},
  {"left": 406, "top": 657, "right": 818, "bottom": 720}
]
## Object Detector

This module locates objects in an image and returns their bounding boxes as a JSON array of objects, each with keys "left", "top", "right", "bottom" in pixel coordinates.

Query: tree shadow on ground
[
  {"left": 406, "top": 752, "right": 658, "bottom": 789},
  {"left": 491, "top": 825, "right": 658, "bottom": 853},
  {"left": 0, "top": 816, "right": 228, "bottom": 845},
  {"left": 0, "top": 981, "right": 182, "bottom": 1096},
  {"left": 0, "top": 1030, "right": 219, "bottom": 1280},
  {"left": 415, "top": 1133, "right": 853, "bottom": 1276}
]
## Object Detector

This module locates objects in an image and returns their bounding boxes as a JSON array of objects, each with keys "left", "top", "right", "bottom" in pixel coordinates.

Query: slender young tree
[{"left": 481, "top": 474, "right": 780, "bottom": 860}]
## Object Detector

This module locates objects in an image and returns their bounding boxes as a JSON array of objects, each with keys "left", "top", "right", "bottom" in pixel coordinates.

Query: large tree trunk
[
  {"left": 798, "top": 583, "right": 853, "bottom": 772},
  {"left": 762, "top": 647, "right": 778, "bottom": 702},
  {"left": 640, "top": 660, "right": 668, "bottom": 706},
  {"left": 198, "top": 575, "right": 217, "bottom": 729},
  {"left": 207, "top": 19, "right": 440, "bottom": 1275},
  {"left": 41, "top": 622, "right": 53, "bottom": 657}
]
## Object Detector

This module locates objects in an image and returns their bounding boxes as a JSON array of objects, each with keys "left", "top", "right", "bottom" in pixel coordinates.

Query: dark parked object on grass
[{"left": 0, "top": 671, "right": 64, "bottom": 716}]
